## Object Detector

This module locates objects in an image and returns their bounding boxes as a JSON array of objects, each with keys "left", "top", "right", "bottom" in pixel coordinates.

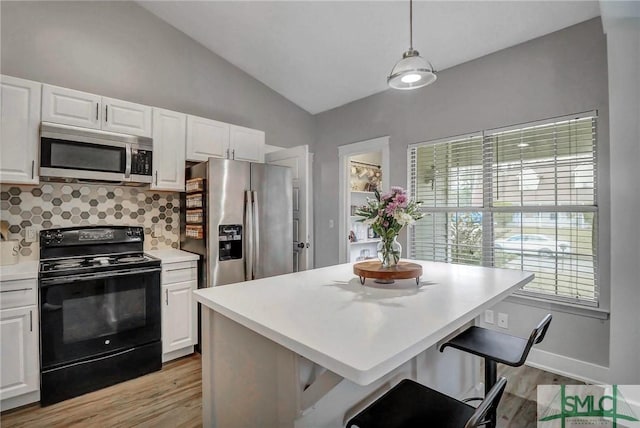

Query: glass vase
[{"left": 377, "top": 236, "right": 402, "bottom": 268}]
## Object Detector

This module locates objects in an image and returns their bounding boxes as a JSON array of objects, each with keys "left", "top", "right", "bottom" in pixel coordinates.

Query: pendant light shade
[{"left": 388, "top": 0, "right": 436, "bottom": 90}]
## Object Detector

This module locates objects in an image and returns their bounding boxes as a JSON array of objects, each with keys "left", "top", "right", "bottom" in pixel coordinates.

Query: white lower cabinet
[
  {"left": 160, "top": 260, "right": 197, "bottom": 363},
  {"left": 162, "top": 281, "right": 196, "bottom": 354},
  {"left": 0, "top": 278, "right": 40, "bottom": 411}
]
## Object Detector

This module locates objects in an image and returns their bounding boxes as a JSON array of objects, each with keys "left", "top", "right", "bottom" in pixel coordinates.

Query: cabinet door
[
  {"left": 162, "top": 280, "right": 196, "bottom": 355},
  {"left": 0, "top": 306, "right": 39, "bottom": 400},
  {"left": 42, "top": 84, "right": 101, "bottom": 129},
  {"left": 229, "top": 125, "right": 265, "bottom": 163},
  {"left": 185, "top": 115, "right": 229, "bottom": 162},
  {"left": 151, "top": 108, "right": 186, "bottom": 191},
  {"left": 102, "top": 97, "right": 152, "bottom": 138},
  {"left": 0, "top": 76, "right": 41, "bottom": 184}
]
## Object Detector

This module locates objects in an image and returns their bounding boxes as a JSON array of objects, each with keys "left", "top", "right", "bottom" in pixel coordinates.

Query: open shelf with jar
[
  {"left": 185, "top": 178, "right": 205, "bottom": 240},
  {"left": 348, "top": 156, "right": 382, "bottom": 262}
]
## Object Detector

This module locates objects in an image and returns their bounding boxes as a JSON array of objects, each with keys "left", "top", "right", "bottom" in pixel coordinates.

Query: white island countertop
[{"left": 194, "top": 260, "right": 533, "bottom": 386}]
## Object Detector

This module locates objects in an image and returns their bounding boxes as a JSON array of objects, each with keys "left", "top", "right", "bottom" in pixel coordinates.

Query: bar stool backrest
[
  {"left": 464, "top": 377, "right": 508, "bottom": 428},
  {"left": 518, "top": 313, "right": 553, "bottom": 365}
]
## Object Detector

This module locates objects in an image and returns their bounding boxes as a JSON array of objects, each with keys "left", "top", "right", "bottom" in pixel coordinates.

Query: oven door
[
  {"left": 39, "top": 267, "right": 161, "bottom": 370},
  {"left": 40, "top": 137, "right": 129, "bottom": 182}
]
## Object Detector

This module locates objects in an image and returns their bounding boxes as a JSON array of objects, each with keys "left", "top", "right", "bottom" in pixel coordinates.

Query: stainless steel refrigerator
[{"left": 181, "top": 158, "right": 293, "bottom": 289}]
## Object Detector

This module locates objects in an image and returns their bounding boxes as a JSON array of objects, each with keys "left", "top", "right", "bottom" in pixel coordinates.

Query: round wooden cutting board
[{"left": 353, "top": 260, "right": 423, "bottom": 285}]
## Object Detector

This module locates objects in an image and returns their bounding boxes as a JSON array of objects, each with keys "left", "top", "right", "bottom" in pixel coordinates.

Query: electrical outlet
[
  {"left": 152, "top": 224, "right": 163, "bottom": 238},
  {"left": 328, "top": 219, "right": 334, "bottom": 229},
  {"left": 25, "top": 226, "right": 37, "bottom": 243},
  {"left": 484, "top": 310, "right": 494, "bottom": 324},
  {"left": 498, "top": 312, "right": 508, "bottom": 329}
]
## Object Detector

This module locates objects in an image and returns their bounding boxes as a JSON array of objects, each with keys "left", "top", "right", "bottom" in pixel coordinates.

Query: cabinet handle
[
  {"left": 30, "top": 310, "right": 33, "bottom": 332},
  {"left": 225, "top": 148, "right": 229, "bottom": 159},
  {"left": 0, "top": 288, "right": 31, "bottom": 293},
  {"left": 96, "top": 102, "right": 99, "bottom": 121},
  {"left": 155, "top": 171, "right": 158, "bottom": 185},
  {"left": 105, "top": 105, "right": 108, "bottom": 122},
  {"left": 165, "top": 289, "right": 169, "bottom": 305},
  {"left": 232, "top": 149, "right": 235, "bottom": 159},
  {"left": 164, "top": 268, "right": 191, "bottom": 272},
  {"left": 31, "top": 160, "right": 35, "bottom": 179}
]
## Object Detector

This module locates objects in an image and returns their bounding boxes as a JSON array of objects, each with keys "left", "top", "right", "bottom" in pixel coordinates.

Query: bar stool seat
[
  {"left": 440, "top": 314, "right": 552, "bottom": 370},
  {"left": 442, "top": 326, "right": 530, "bottom": 366},
  {"left": 346, "top": 377, "right": 507, "bottom": 428},
  {"left": 439, "top": 314, "right": 552, "bottom": 428}
]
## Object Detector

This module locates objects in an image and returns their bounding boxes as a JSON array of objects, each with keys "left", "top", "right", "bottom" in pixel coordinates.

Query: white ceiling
[{"left": 138, "top": 1, "right": 600, "bottom": 114}]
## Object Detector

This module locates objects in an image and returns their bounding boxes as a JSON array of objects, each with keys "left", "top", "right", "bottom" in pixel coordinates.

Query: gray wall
[
  {"left": 313, "top": 18, "right": 610, "bottom": 366},
  {"left": 0, "top": 1, "right": 314, "bottom": 149}
]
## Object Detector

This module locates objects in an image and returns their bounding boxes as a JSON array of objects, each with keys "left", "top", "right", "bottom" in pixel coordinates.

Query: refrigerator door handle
[
  {"left": 252, "top": 191, "right": 260, "bottom": 280},
  {"left": 244, "top": 190, "right": 253, "bottom": 281}
]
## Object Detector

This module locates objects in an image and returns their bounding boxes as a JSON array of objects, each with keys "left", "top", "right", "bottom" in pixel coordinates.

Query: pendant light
[{"left": 387, "top": 0, "right": 437, "bottom": 90}]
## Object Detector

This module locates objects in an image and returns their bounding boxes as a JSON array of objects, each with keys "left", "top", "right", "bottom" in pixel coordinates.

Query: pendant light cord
[{"left": 409, "top": 0, "right": 413, "bottom": 50}]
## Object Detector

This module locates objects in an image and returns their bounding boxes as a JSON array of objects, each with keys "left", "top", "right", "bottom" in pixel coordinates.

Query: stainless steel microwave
[{"left": 40, "top": 122, "right": 153, "bottom": 184}]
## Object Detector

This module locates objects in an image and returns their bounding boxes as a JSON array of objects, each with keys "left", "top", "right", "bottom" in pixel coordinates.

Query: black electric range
[{"left": 38, "top": 226, "right": 162, "bottom": 405}]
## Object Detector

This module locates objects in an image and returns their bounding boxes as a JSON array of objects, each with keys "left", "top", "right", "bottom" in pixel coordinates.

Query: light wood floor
[
  {"left": 1, "top": 354, "right": 583, "bottom": 427},
  {"left": 1, "top": 354, "right": 201, "bottom": 428},
  {"left": 497, "top": 364, "right": 586, "bottom": 428}
]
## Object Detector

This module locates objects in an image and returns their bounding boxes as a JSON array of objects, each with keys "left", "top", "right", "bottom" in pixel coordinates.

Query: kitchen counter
[
  {"left": 0, "top": 260, "right": 39, "bottom": 282},
  {"left": 194, "top": 260, "right": 534, "bottom": 427},
  {"left": 146, "top": 249, "right": 199, "bottom": 264}
]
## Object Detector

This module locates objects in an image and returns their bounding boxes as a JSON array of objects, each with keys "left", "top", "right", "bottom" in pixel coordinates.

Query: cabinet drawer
[
  {"left": 0, "top": 279, "right": 37, "bottom": 310},
  {"left": 162, "top": 261, "right": 197, "bottom": 285}
]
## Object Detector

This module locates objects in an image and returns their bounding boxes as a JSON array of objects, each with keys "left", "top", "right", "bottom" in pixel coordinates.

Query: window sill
[{"left": 505, "top": 294, "right": 610, "bottom": 320}]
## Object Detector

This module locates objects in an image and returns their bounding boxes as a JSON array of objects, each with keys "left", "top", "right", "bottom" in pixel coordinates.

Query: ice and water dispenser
[{"left": 218, "top": 225, "right": 242, "bottom": 261}]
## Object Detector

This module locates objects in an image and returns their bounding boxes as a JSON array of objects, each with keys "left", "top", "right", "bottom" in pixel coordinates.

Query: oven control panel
[
  {"left": 40, "top": 226, "right": 145, "bottom": 248},
  {"left": 41, "top": 230, "right": 64, "bottom": 245},
  {"left": 79, "top": 230, "right": 115, "bottom": 241}
]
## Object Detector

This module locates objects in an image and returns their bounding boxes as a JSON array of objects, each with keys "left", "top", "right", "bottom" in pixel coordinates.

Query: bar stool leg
[{"left": 484, "top": 359, "right": 498, "bottom": 428}]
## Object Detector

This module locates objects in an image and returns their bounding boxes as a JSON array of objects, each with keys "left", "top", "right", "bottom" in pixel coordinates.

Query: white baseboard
[{"left": 526, "top": 348, "right": 610, "bottom": 385}]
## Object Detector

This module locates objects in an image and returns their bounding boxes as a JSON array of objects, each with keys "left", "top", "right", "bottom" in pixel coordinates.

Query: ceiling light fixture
[{"left": 388, "top": 0, "right": 437, "bottom": 90}]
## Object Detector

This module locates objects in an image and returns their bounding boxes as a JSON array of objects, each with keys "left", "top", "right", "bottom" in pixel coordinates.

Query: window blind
[{"left": 408, "top": 113, "right": 598, "bottom": 306}]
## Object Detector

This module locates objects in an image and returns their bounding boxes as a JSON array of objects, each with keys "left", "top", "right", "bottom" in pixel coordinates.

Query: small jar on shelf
[
  {"left": 186, "top": 194, "right": 203, "bottom": 209},
  {"left": 185, "top": 225, "right": 204, "bottom": 239},
  {"left": 186, "top": 178, "right": 205, "bottom": 193},
  {"left": 186, "top": 209, "right": 203, "bottom": 224}
]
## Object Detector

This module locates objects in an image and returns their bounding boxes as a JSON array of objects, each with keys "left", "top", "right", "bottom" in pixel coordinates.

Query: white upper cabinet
[
  {"left": 151, "top": 108, "right": 186, "bottom": 191},
  {"left": 42, "top": 85, "right": 151, "bottom": 137},
  {"left": 186, "top": 116, "right": 265, "bottom": 163},
  {"left": 42, "top": 84, "right": 101, "bottom": 129},
  {"left": 0, "top": 75, "right": 41, "bottom": 185},
  {"left": 229, "top": 125, "right": 265, "bottom": 163},
  {"left": 102, "top": 97, "right": 152, "bottom": 138},
  {"left": 186, "top": 115, "right": 229, "bottom": 162}
]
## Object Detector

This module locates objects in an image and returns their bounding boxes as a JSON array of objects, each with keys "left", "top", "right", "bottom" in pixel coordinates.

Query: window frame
[{"left": 407, "top": 111, "right": 601, "bottom": 307}]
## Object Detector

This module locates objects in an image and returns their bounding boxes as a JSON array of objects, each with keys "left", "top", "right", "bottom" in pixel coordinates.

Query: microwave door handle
[
  {"left": 244, "top": 190, "right": 253, "bottom": 281},
  {"left": 125, "top": 144, "right": 132, "bottom": 178},
  {"left": 252, "top": 191, "right": 259, "bottom": 280}
]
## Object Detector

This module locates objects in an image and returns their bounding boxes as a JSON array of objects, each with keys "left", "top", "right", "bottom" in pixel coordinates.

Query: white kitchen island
[{"left": 193, "top": 260, "right": 533, "bottom": 428}]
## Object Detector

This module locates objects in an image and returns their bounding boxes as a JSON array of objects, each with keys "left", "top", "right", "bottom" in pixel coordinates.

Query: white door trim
[{"left": 338, "top": 136, "right": 390, "bottom": 264}]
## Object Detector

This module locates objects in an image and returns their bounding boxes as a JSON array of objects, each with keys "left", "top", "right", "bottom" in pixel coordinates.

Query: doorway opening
[{"left": 338, "top": 137, "right": 390, "bottom": 263}]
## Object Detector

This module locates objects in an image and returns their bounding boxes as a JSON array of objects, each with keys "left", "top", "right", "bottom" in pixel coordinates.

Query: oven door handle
[{"left": 40, "top": 267, "right": 160, "bottom": 287}]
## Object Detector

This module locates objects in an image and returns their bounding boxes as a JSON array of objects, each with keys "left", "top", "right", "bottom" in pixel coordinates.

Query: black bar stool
[
  {"left": 346, "top": 376, "right": 507, "bottom": 428},
  {"left": 440, "top": 314, "right": 552, "bottom": 428}
]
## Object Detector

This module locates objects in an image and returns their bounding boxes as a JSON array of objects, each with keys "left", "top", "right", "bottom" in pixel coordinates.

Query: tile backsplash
[{"left": 1, "top": 183, "right": 181, "bottom": 260}]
